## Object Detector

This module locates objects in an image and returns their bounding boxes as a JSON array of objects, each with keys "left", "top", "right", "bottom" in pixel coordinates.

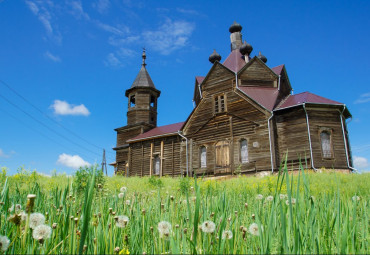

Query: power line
[
  {"left": 0, "top": 79, "right": 115, "bottom": 157},
  {"left": 0, "top": 106, "right": 97, "bottom": 163},
  {"left": 0, "top": 92, "right": 103, "bottom": 158}
]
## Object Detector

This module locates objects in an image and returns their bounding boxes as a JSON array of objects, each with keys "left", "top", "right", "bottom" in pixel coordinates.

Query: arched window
[
  {"left": 154, "top": 155, "right": 160, "bottom": 175},
  {"left": 215, "top": 141, "right": 229, "bottom": 167},
  {"left": 240, "top": 139, "right": 248, "bottom": 163},
  {"left": 129, "top": 95, "right": 136, "bottom": 107},
  {"left": 320, "top": 131, "right": 332, "bottom": 158},
  {"left": 200, "top": 146, "right": 207, "bottom": 168}
]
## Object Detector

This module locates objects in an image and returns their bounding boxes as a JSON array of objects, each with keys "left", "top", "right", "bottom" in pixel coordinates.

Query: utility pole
[{"left": 101, "top": 149, "right": 107, "bottom": 176}]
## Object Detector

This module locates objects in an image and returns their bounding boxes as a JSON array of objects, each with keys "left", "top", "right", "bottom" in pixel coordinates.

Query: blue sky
[{"left": 0, "top": 0, "right": 369, "bottom": 175}]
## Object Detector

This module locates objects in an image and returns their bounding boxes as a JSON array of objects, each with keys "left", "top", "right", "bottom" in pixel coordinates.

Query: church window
[
  {"left": 215, "top": 141, "right": 229, "bottom": 167},
  {"left": 150, "top": 95, "right": 156, "bottom": 107},
  {"left": 320, "top": 130, "right": 333, "bottom": 158},
  {"left": 214, "top": 95, "right": 226, "bottom": 114},
  {"left": 129, "top": 95, "right": 136, "bottom": 107},
  {"left": 154, "top": 155, "right": 160, "bottom": 175},
  {"left": 200, "top": 146, "right": 207, "bottom": 168},
  {"left": 240, "top": 139, "right": 249, "bottom": 163}
]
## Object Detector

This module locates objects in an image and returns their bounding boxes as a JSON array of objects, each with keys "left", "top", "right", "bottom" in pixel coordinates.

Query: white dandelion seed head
[
  {"left": 222, "top": 230, "right": 233, "bottom": 239},
  {"left": 29, "top": 213, "right": 46, "bottom": 229},
  {"left": 32, "top": 224, "right": 52, "bottom": 240},
  {"left": 158, "top": 221, "right": 172, "bottom": 238},
  {"left": 20, "top": 211, "right": 27, "bottom": 221},
  {"left": 279, "top": 194, "right": 287, "bottom": 200},
  {"left": 201, "top": 220, "right": 216, "bottom": 233},
  {"left": 118, "top": 193, "right": 124, "bottom": 199},
  {"left": 120, "top": 187, "right": 127, "bottom": 193},
  {"left": 285, "top": 198, "right": 296, "bottom": 206},
  {"left": 249, "top": 223, "right": 260, "bottom": 236},
  {"left": 266, "top": 196, "right": 274, "bottom": 201},
  {"left": 115, "top": 215, "right": 129, "bottom": 228},
  {"left": 0, "top": 235, "right": 10, "bottom": 252},
  {"left": 352, "top": 195, "right": 360, "bottom": 201},
  {"left": 8, "top": 204, "right": 14, "bottom": 212},
  {"left": 125, "top": 200, "right": 131, "bottom": 205},
  {"left": 256, "top": 194, "right": 263, "bottom": 200}
]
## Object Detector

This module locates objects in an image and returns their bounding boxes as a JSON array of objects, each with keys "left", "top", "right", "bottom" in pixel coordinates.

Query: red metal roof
[
  {"left": 238, "top": 87, "right": 279, "bottom": 111},
  {"left": 127, "top": 122, "right": 184, "bottom": 142},
  {"left": 277, "top": 92, "right": 343, "bottom": 110},
  {"left": 271, "top": 64, "right": 284, "bottom": 75},
  {"left": 196, "top": 76, "right": 205, "bottom": 84},
  {"left": 222, "top": 50, "right": 246, "bottom": 72}
]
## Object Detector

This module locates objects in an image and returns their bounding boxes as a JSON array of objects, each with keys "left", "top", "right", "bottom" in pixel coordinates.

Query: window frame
[
  {"left": 239, "top": 139, "right": 249, "bottom": 164},
  {"left": 214, "top": 94, "right": 227, "bottom": 114},
  {"left": 153, "top": 155, "right": 161, "bottom": 175},
  {"left": 199, "top": 146, "right": 207, "bottom": 168},
  {"left": 319, "top": 128, "right": 334, "bottom": 159}
]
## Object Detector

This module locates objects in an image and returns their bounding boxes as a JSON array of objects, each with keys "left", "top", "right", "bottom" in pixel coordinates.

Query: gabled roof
[
  {"left": 130, "top": 65, "right": 156, "bottom": 89},
  {"left": 271, "top": 64, "right": 284, "bottom": 75},
  {"left": 222, "top": 49, "right": 246, "bottom": 73},
  {"left": 127, "top": 122, "right": 184, "bottom": 143},
  {"left": 196, "top": 76, "right": 205, "bottom": 84},
  {"left": 238, "top": 87, "right": 279, "bottom": 111},
  {"left": 276, "top": 92, "right": 343, "bottom": 110}
]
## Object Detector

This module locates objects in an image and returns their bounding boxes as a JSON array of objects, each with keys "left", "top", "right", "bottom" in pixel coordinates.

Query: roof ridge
[{"left": 275, "top": 94, "right": 291, "bottom": 109}]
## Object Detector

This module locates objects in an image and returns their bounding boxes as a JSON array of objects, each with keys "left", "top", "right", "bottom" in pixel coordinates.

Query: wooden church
[{"left": 112, "top": 22, "right": 354, "bottom": 177}]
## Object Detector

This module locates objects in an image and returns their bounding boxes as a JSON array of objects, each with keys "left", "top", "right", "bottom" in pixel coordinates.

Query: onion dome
[
  {"left": 257, "top": 52, "right": 267, "bottom": 63},
  {"left": 239, "top": 41, "right": 253, "bottom": 55},
  {"left": 209, "top": 49, "right": 221, "bottom": 63},
  {"left": 229, "top": 21, "right": 242, "bottom": 33}
]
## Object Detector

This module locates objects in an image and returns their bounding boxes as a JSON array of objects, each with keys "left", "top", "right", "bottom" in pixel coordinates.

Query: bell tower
[{"left": 125, "top": 49, "right": 161, "bottom": 127}]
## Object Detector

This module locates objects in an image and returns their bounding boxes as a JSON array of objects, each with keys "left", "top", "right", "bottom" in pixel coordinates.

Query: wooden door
[{"left": 214, "top": 141, "right": 231, "bottom": 174}]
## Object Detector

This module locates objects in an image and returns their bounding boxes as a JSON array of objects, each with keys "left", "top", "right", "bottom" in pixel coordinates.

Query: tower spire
[{"left": 142, "top": 48, "right": 146, "bottom": 67}]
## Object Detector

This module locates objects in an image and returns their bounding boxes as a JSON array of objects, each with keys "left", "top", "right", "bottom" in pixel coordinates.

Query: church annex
[{"left": 112, "top": 22, "right": 354, "bottom": 177}]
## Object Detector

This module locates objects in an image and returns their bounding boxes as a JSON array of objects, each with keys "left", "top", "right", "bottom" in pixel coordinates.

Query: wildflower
[
  {"left": 201, "top": 220, "right": 216, "bottom": 233},
  {"left": 279, "top": 194, "right": 287, "bottom": 200},
  {"left": 251, "top": 214, "right": 255, "bottom": 220},
  {"left": 115, "top": 215, "right": 129, "bottom": 228},
  {"left": 8, "top": 213, "right": 22, "bottom": 226},
  {"left": 249, "top": 223, "right": 261, "bottom": 236},
  {"left": 114, "top": 247, "right": 120, "bottom": 253},
  {"left": 244, "top": 202, "right": 248, "bottom": 209},
  {"left": 0, "top": 235, "right": 10, "bottom": 252},
  {"left": 29, "top": 213, "right": 45, "bottom": 229},
  {"left": 125, "top": 200, "right": 131, "bottom": 205},
  {"left": 256, "top": 194, "right": 263, "bottom": 200},
  {"left": 352, "top": 195, "right": 360, "bottom": 201},
  {"left": 26, "top": 194, "right": 36, "bottom": 212},
  {"left": 285, "top": 198, "right": 296, "bottom": 206},
  {"left": 158, "top": 221, "right": 172, "bottom": 238},
  {"left": 118, "top": 193, "right": 125, "bottom": 199},
  {"left": 120, "top": 187, "right": 127, "bottom": 193},
  {"left": 266, "top": 196, "right": 274, "bottom": 201},
  {"left": 20, "top": 211, "right": 27, "bottom": 221},
  {"left": 119, "top": 247, "right": 130, "bottom": 254},
  {"left": 222, "top": 230, "right": 233, "bottom": 240},
  {"left": 32, "top": 224, "right": 52, "bottom": 242},
  {"left": 52, "top": 223, "right": 58, "bottom": 229}
]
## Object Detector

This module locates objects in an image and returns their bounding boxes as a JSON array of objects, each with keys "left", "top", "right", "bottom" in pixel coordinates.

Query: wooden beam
[
  {"left": 160, "top": 140, "right": 164, "bottom": 177},
  {"left": 172, "top": 140, "right": 174, "bottom": 177},
  {"left": 149, "top": 142, "right": 153, "bottom": 176},
  {"left": 141, "top": 142, "right": 144, "bottom": 177}
]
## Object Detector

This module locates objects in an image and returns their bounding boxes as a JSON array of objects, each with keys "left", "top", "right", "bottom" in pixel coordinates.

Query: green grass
[{"left": 0, "top": 165, "right": 369, "bottom": 254}]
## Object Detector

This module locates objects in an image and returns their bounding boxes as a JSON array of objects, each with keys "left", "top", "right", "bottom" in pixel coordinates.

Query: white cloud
[
  {"left": 57, "top": 153, "right": 90, "bottom": 169},
  {"left": 354, "top": 92, "right": 370, "bottom": 104},
  {"left": 143, "top": 19, "right": 195, "bottom": 55},
  {"left": 25, "top": 0, "right": 62, "bottom": 44},
  {"left": 51, "top": 100, "right": 90, "bottom": 116},
  {"left": 44, "top": 51, "right": 61, "bottom": 62},
  {"left": 108, "top": 35, "right": 140, "bottom": 46},
  {"left": 67, "top": 0, "right": 90, "bottom": 20},
  {"left": 96, "top": 21, "right": 129, "bottom": 36},
  {"left": 104, "top": 53, "right": 122, "bottom": 67},
  {"left": 92, "top": 0, "right": 110, "bottom": 14},
  {"left": 0, "top": 149, "right": 15, "bottom": 158},
  {"left": 353, "top": 156, "right": 369, "bottom": 169}
]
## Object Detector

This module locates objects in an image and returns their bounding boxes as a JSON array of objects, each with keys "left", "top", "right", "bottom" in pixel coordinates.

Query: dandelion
[
  {"left": 158, "top": 221, "right": 172, "bottom": 238},
  {"left": 118, "top": 193, "right": 124, "bottom": 199},
  {"left": 285, "top": 198, "right": 296, "bottom": 206},
  {"left": 125, "top": 200, "right": 131, "bottom": 205},
  {"left": 26, "top": 194, "right": 36, "bottom": 212},
  {"left": 120, "top": 187, "right": 127, "bottom": 193},
  {"left": 20, "top": 211, "right": 27, "bottom": 221},
  {"left": 266, "top": 196, "right": 274, "bottom": 201},
  {"left": 352, "top": 195, "right": 360, "bottom": 201},
  {"left": 0, "top": 235, "right": 10, "bottom": 252},
  {"left": 279, "top": 194, "right": 287, "bottom": 200},
  {"left": 29, "top": 213, "right": 46, "bottom": 229},
  {"left": 201, "top": 220, "right": 216, "bottom": 233},
  {"left": 222, "top": 230, "right": 233, "bottom": 239},
  {"left": 32, "top": 224, "right": 52, "bottom": 242},
  {"left": 8, "top": 213, "right": 22, "bottom": 226},
  {"left": 249, "top": 223, "right": 261, "bottom": 236},
  {"left": 115, "top": 215, "right": 129, "bottom": 228},
  {"left": 256, "top": 194, "right": 263, "bottom": 200}
]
